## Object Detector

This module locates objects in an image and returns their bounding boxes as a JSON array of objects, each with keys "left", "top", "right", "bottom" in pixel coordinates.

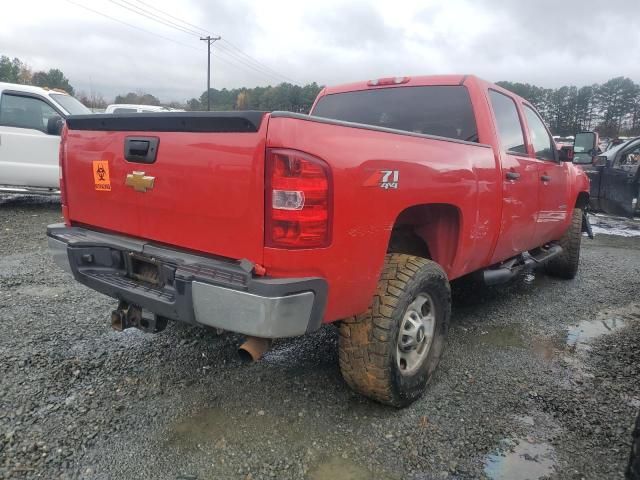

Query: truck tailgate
[{"left": 63, "top": 112, "right": 267, "bottom": 262}]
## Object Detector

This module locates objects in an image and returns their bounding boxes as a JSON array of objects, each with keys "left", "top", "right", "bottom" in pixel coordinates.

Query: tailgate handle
[{"left": 124, "top": 136, "right": 159, "bottom": 164}]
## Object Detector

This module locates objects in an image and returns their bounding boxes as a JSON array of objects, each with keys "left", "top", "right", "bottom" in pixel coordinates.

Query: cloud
[{"left": 1, "top": 0, "right": 638, "bottom": 102}]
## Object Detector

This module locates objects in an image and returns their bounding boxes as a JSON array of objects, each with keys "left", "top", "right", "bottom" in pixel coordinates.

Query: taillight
[
  {"left": 58, "top": 124, "right": 70, "bottom": 225},
  {"left": 266, "top": 148, "right": 332, "bottom": 248}
]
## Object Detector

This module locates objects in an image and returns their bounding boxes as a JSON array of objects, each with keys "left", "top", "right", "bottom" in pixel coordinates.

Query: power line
[
  {"left": 220, "top": 39, "right": 298, "bottom": 84},
  {"left": 66, "top": 0, "right": 201, "bottom": 51},
  {"left": 133, "top": 0, "right": 211, "bottom": 35},
  {"left": 65, "top": 0, "right": 291, "bottom": 85},
  {"left": 129, "top": 0, "right": 300, "bottom": 84},
  {"left": 107, "top": 0, "right": 295, "bottom": 84},
  {"left": 108, "top": 0, "right": 203, "bottom": 38}
]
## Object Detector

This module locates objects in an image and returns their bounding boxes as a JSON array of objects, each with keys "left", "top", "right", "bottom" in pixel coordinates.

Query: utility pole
[{"left": 199, "top": 35, "right": 221, "bottom": 111}]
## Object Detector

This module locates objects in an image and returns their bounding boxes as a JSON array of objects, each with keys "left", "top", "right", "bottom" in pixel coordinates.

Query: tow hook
[{"left": 110, "top": 301, "right": 168, "bottom": 333}]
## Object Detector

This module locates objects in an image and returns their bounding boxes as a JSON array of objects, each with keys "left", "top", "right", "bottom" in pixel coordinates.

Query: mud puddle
[
  {"left": 308, "top": 456, "right": 395, "bottom": 480},
  {"left": 168, "top": 407, "right": 310, "bottom": 449},
  {"left": 566, "top": 317, "right": 626, "bottom": 351},
  {"left": 484, "top": 438, "right": 556, "bottom": 480},
  {"left": 469, "top": 303, "right": 638, "bottom": 364},
  {"left": 476, "top": 325, "right": 526, "bottom": 348}
]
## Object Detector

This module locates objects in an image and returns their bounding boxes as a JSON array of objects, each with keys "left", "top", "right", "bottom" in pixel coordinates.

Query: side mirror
[
  {"left": 558, "top": 145, "right": 574, "bottom": 162},
  {"left": 572, "top": 131, "right": 598, "bottom": 165},
  {"left": 46, "top": 115, "right": 63, "bottom": 136}
]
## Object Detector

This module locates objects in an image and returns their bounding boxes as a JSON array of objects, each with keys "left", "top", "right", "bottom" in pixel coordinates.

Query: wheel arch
[
  {"left": 387, "top": 203, "right": 461, "bottom": 274},
  {"left": 575, "top": 191, "right": 590, "bottom": 209}
]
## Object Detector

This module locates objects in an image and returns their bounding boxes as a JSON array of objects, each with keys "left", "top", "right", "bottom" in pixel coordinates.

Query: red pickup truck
[{"left": 48, "top": 75, "right": 594, "bottom": 407}]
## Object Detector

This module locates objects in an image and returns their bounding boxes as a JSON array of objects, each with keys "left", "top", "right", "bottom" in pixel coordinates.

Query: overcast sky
[{"left": 1, "top": 0, "right": 638, "bottom": 102}]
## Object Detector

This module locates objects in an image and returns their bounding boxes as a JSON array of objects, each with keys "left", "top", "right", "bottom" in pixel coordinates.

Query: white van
[
  {"left": 104, "top": 104, "right": 184, "bottom": 113},
  {"left": 0, "top": 82, "right": 91, "bottom": 193}
]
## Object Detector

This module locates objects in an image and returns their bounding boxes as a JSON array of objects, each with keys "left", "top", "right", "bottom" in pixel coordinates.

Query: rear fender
[{"left": 389, "top": 204, "right": 461, "bottom": 273}]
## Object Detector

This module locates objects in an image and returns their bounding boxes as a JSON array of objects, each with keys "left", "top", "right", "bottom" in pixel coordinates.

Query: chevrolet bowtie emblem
[{"left": 125, "top": 171, "right": 155, "bottom": 192}]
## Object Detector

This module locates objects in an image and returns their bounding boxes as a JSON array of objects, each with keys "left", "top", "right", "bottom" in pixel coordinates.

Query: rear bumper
[{"left": 47, "top": 224, "right": 327, "bottom": 338}]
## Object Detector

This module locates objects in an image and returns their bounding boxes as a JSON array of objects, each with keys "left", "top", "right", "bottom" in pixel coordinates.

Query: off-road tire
[
  {"left": 546, "top": 207, "right": 582, "bottom": 279},
  {"left": 338, "top": 254, "right": 450, "bottom": 408},
  {"left": 628, "top": 411, "right": 640, "bottom": 480}
]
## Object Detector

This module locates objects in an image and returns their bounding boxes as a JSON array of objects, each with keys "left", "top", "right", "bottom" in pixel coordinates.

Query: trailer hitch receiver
[{"left": 110, "top": 301, "right": 168, "bottom": 333}]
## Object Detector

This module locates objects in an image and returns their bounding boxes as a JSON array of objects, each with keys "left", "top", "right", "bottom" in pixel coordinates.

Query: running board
[{"left": 482, "top": 244, "right": 563, "bottom": 286}]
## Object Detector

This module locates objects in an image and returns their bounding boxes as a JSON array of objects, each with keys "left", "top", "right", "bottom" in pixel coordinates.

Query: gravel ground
[{"left": 0, "top": 195, "right": 639, "bottom": 480}]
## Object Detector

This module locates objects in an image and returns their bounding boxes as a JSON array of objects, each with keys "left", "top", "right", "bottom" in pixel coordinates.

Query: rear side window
[
  {"left": 488, "top": 90, "right": 526, "bottom": 154},
  {"left": 311, "top": 85, "right": 478, "bottom": 142}
]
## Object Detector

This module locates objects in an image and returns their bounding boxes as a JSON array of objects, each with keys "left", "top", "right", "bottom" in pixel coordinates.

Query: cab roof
[
  {"left": 316, "top": 74, "right": 529, "bottom": 110},
  {"left": 321, "top": 74, "right": 470, "bottom": 96},
  {"left": 0, "top": 81, "right": 70, "bottom": 96}
]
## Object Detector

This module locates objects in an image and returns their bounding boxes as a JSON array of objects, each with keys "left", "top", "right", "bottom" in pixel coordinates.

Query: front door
[
  {"left": 601, "top": 139, "right": 640, "bottom": 216},
  {"left": 0, "top": 92, "right": 61, "bottom": 188},
  {"left": 522, "top": 105, "right": 570, "bottom": 243},
  {"left": 488, "top": 90, "right": 541, "bottom": 264}
]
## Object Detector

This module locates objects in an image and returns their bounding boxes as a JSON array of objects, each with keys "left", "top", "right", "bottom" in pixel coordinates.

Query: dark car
[{"left": 581, "top": 136, "right": 640, "bottom": 217}]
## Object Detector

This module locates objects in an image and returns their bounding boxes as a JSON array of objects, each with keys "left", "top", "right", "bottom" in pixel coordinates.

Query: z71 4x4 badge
[{"left": 364, "top": 170, "right": 399, "bottom": 189}]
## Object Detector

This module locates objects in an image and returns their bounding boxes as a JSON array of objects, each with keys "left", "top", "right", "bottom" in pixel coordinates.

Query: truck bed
[{"left": 62, "top": 111, "right": 499, "bottom": 321}]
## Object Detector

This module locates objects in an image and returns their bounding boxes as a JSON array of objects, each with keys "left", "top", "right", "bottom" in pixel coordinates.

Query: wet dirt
[
  {"left": 2, "top": 197, "right": 640, "bottom": 480},
  {"left": 168, "top": 407, "right": 310, "bottom": 449},
  {"left": 590, "top": 213, "right": 640, "bottom": 237},
  {"left": 468, "top": 302, "right": 639, "bottom": 364},
  {"left": 475, "top": 325, "right": 526, "bottom": 348},
  {"left": 308, "top": 456, "right": 394, "bottom": 480}
]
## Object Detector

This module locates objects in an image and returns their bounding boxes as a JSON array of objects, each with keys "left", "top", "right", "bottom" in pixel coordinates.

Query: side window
[
  {"left": 488, "top": 90, "right": 527, "bottom": 154},
  {"left": 523, "top": 105, "right": 555, "bottom": 161},
  {"left": 616, "top": 144, "right": 640, "bottom": 169},
  {"left": 0, "top": 94, "right": 58, "bottom": 132}
]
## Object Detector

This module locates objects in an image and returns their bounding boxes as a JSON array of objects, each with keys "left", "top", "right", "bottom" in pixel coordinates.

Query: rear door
[
  {"left": 63, "top": 112, "right": 267, "bottom": 262},
  {"left": 0, "top": 91, "right": 61, "bottom": 188},
  {"left": 488, "top": 90, "right": 541, "bottom": 264},
  {"left": 601, "top": 139, "right": 640, "bottom": 216},
  {"left": 522, "top": 104, "right": 570, "bottom": 243}
]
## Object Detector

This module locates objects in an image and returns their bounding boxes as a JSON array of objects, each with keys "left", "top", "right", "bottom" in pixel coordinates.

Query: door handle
[
  {"left": 506, "top": 171, "right": 520, "bottom": 180},
  {"left": 541, "top": 175, "right": 551, "bottom": 182}
]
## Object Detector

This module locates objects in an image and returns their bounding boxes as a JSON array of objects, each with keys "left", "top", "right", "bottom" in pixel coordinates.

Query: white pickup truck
[{"left": 0, "top": 82, "right": 91, "bottom": 194}]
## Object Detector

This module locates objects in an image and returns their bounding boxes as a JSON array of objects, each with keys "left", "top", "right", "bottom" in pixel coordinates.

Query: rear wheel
[
  {"left": 546, "top": 207, "right": 582, "bottom": 279},
  {"left": 338, "top": 254, "right": 450, "bottom": 407}
]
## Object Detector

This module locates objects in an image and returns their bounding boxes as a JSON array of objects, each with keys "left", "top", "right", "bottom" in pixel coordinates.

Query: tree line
[
  {"left": 0, "top": 55, "right": 75, "bottom": 95},
  {"left": 497, "top": 77, "right": 640, "bottom": 137},
  {"left": 2, "top": 54, "right": 639, "bottom": 136},
  {"left": 186, "top": 83, "right": 322, "bottom": 113}
]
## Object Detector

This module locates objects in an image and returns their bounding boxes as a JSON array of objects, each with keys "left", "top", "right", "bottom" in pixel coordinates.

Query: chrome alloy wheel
[{"left": 396, "top": 293, "right": 436, "bottom": 375}]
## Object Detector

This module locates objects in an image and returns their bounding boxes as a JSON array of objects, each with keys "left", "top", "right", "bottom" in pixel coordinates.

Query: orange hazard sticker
[{"left": 92, "top": 161, "right": 111, "bottom": 191}]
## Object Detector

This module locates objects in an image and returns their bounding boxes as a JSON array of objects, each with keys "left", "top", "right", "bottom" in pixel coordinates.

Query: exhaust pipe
[{"left": 238, "top": 336, "right": 272, "bottom": 363}]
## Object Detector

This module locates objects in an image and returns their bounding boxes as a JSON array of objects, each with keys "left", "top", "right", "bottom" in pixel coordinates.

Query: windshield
[
  {"left": 50, "top": 93, "right": 91, "bottom": 115},
  {"left": 311, "top": 85, "right": 479, "bottom": 142}
]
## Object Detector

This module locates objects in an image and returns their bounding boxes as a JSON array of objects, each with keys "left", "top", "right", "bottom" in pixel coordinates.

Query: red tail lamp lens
[{"left": 266, "top": 148, "right": 332, "bottom": 248}]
